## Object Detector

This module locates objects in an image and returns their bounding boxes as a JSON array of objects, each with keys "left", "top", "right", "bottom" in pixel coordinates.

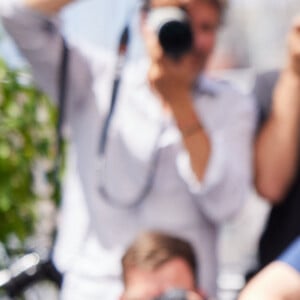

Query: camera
[
  {"left": 153, "top": 288, "right": 188, "bottom": 300},
  {"left": 146, "top": 7, "right": 193, "bottom": 59}
]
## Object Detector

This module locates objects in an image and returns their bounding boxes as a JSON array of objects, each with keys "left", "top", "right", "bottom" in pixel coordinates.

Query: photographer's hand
[
  {"left": 146, "top": 29, "right": 211, "bottom": 181},
  {"left": 24, "top": 0, "right": 73, "bottom": 14}
]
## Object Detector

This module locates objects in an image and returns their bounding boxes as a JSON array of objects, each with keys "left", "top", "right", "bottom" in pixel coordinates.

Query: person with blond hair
[{"left": 121, "top": 231, "right": 205, "bottom": 300}]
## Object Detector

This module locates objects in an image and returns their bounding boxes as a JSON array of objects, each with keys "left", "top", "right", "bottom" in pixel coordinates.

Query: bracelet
[{"left": 180, "top": 123, "right": 203, "bottom": 138}]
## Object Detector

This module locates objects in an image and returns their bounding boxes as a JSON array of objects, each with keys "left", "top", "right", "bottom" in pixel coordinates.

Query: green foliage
[{"left": 0, "top": 58, "right": 58, "bottom": 246}]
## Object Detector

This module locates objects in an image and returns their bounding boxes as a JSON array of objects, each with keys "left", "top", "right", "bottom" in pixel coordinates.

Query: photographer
[{"left": 0, "top": 0, "right": 255, "bottom": 299}]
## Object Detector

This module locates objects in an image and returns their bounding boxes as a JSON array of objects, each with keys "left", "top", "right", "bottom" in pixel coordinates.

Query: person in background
[
  {"left": 249, "top": 15, "right": 300, "bottom": 277},
  {"left": 238, "top": 236, "right": 300, "bottom": 300},
  {"left": 210, "top": 2, "right": 300, "bottom": 280},
  {"left": 0, "top": 0, "right": 255, "bottom": 298},
  {"left": 121, "top": 231, "right": 205, "bottom": 300}
]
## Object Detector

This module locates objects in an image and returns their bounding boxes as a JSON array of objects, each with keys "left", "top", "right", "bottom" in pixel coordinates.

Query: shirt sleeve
[
  {"left": 253, "top": 70, "right": 279, "bottom": 131},
  {"left": 176, "top": 89, "right": 256, "bottom": 224},
  {"left": 0, "top": 0, "right": 93, "bottom": 105},
  {"left": 278, "top": 237, "right": 300, "bottom": 273}
]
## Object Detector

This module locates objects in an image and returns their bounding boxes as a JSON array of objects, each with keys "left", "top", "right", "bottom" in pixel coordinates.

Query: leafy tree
[{"left": 0, "top": 58, "right": 58, "bottom": 247}]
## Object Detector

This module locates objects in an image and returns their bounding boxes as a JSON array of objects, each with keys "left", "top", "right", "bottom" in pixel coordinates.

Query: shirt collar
[{"left": 194, "top": 75, "right": 219, "bottom": 98}]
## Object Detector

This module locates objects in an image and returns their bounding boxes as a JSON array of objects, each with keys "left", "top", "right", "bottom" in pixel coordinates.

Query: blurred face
[
  {"left": 185, "top": 0, "right": 220, "bottom": 69},
  {"left": 143, "top": 0, "right": 220, "bottom": 71},
  {"left": 121, "top": 257, "right": 196, "bottom": 300}
]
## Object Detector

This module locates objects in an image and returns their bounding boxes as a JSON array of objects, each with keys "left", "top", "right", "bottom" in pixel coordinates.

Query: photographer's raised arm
[
  {"left": 0, "top": 0, "right": 92, "bottom": 104},
  {"left": 255, "top": 18, "right": 300, "bottom": 203},
  {"left": 170, "top": 92, "right": 211, "bottom": 181},
  {"left": 147, "top": 32, "right": 255, "bottom": 224},
  {"left": 146, "top": 34, "right": 211, "bottom": 181},
  {"left": 24, "top": 0, "right": 72, "bottom": 15}
]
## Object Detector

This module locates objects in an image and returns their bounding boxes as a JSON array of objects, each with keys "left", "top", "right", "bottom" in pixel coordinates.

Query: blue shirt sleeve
[{"left": 277, "top": 237, "right": 300, "bottom": 273}]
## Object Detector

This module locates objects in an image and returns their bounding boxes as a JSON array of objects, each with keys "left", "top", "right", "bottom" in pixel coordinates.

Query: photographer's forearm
[
  {"left": 24, "top": 0, "right": 73, "bottom": 14},
  {"left": 170, "top": 94, "right": 211, "bottom": 181},
  {"left": 255, "top": 70, "right": 300, "bottom": 202},
  {"left": 255, "top": 17, "right": 300, "bottom": 202}
]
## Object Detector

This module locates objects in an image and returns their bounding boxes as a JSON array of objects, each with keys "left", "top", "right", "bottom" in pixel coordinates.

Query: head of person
[
  {"left": 120, "top": 231, "right": 203, "bottom": 300},
  {"left": 141, "top": 0, "right": 227, "bottom": 72}
]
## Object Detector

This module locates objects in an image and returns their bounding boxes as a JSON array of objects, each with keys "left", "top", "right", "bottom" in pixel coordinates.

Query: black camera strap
[
  {"left": 44, "top": 35, "right": 70, "bottom": 288},
  {"left": 49, "top": 35, "right": 70, "bottom": 285},
  {"left": 99, "top": 25, "right": 130, "bottom": 155},
  {"left": 54, "top": 36, "right": 69, "bottom": 185},
  {"left": 97, "top": 19, "right": 167, "bottom": 209}
]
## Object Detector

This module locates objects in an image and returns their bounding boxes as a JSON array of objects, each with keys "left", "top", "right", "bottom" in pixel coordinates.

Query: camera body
[{"left": 146, "top": 7, "right": 193, "bottom": 59}]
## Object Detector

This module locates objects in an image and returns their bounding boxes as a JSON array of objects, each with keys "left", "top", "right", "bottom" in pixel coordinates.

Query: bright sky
[
  {"left": 63, "top": 0, "right": 139, "bottom": 48},
  {"left": 0, "top": 0, "right": 141, "bottom": 66}
]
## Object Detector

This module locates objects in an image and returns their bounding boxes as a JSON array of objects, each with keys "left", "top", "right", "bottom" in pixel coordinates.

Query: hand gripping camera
[{"left": 146, "top": 6, "right": 193, "bottom": 59}]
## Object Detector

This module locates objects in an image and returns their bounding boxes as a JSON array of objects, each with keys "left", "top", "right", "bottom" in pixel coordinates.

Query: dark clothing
[
  {"left": 254, "top": 71, "right": 300, "bottom": 270},
  {"left": 259, "top": 168, "right": 300, "bottom": 268}
]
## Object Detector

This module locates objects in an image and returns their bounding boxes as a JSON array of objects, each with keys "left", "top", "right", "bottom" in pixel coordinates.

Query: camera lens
[
  {"left": 147, "top": 7, "right": 193, "bottom": 59},
  {"left": 158, "top": 19, "right": 193, "bottom": 59}
]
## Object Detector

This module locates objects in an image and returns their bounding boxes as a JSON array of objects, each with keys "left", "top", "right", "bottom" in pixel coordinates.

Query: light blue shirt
[{"left": 278, "top": 237, "right": 300, "bottom": 273}]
